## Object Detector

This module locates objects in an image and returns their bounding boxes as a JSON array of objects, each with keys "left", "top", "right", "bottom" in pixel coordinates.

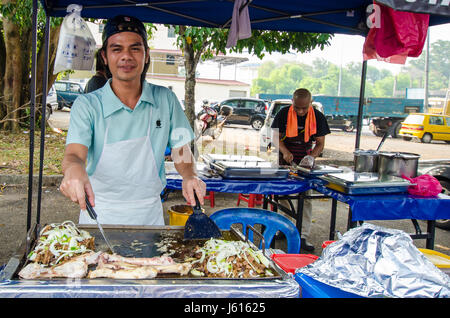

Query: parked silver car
[
  {"left": 47, "top": 85, "right": 58, "bottom": 110},
  {"left": 43, "top": 85, "right": 58, "bottom": 120}
]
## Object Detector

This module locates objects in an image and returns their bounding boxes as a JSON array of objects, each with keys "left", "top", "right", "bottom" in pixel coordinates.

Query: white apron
[{"left": 79, "top": 107, "right": 164, "bottom": 226}]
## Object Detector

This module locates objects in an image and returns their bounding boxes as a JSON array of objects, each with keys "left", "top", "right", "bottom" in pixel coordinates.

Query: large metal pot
[
  {"left": 354, "top": 149, "right": 379, "bottom": 173},
  {"left": 377, "top": 151, "right": 420, "bottom": 178}
]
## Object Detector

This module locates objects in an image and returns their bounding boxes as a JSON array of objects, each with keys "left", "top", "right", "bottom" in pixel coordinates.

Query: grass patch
[
  {"left": 0, "top": 128, "right": 66, "bottom": 175},
  {"left": 0, "top": 127, "right": 276, "bottom": 176}
]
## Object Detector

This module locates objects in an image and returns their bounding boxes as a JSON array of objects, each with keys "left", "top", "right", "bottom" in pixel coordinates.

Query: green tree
[
  {"left": 311, "top": 58, "right": 331, "bottom": 78},
  {"left": 250, "top": 78, "right": 272, "bottom": 96},
  {"left": 257, "top": 60, "right": 276, "bottom": 78},
  {"left": 268, "top": 63, "right": 305, "bottom": 94},
  {"left": 0, "top": 0, "right": 62, "bottom": 131},
  {"left": 251, "top": 58, "right": 407, "bottom": 98},
  {"left": 373, "top": 77, "right": 395, "bottom": 97},
  {"left": 170, "top": 26, "right": 332, "bottom": 128},
  {"left": 406, "top": 40, "right": 450, "bottom": 90},
  {"left": 395, "top": 73, "right": 413, "bottom": 93},
  {"left": 299, "top": 77, "right": 322, "bottom": 94}
]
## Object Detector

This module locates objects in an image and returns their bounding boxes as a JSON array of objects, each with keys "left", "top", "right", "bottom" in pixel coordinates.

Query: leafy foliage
[
  {"left": 168, "top": 25, "right": 332, "bottom": 126},
  {"left": 251, "top": 40, "right": 450, "bottom": 98}
]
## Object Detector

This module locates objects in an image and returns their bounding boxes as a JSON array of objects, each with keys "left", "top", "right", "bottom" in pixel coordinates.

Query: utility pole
[
  {"left": 393, "top": 76, "right": 397, "bottom": 97},
  {"left": 337, "top": 37, "right": 343, "bottom": 96},
  {"left": 338, "top": 63, "right": 342, "bottom": 96},
  {"left": 424, "top": 30, "right": 430, "bottom": 113}
]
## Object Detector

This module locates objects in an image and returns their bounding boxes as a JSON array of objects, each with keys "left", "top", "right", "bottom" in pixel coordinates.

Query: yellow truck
[{"left": 428, "top": 90, "right": 450, "bottom": 116}]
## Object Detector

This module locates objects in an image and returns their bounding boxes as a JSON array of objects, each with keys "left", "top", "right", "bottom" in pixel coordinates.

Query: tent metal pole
[
  {"left": 36, "top": 15, "right": 51, "bottom": 226},
  {"left": 354, "top": 60, "right": 367, "bottom": 150},
  {"left": 27, "top": 0, "right": 39, "bottom": 232}
]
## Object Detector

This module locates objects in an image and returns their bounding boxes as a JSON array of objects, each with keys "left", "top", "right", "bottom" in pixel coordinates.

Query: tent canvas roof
[{"left": 41, "top": 0, "right": 450, "bottom": 36}]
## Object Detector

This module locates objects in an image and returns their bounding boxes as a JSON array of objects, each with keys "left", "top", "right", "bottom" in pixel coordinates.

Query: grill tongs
[{"left": 84, "top": 195, "right": 115, "bottom": 254}]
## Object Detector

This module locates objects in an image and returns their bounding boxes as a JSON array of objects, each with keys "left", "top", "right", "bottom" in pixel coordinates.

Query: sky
[{"left": 197, "top": 23, "right": 450, "bottom": 84}]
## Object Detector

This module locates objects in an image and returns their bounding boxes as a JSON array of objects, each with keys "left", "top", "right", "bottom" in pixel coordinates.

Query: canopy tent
[
  {"left": 26, "top": 0, "right": 450, "bottom": 230},
  {"left": 41, "top": 0, "right": 449, "bottom": 33}
]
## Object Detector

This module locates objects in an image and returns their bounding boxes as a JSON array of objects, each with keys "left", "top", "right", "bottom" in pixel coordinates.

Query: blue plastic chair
[{"left": 210, "top": 208, "right": 301, "bottom": 254}]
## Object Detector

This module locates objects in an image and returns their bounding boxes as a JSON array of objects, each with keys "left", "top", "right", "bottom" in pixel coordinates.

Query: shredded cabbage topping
[
  {"left": 27, "top": 221, "right": 95, "bottom": 266},
  {"left": 189, "top": 238, "right": 273, "bottom": 278}
]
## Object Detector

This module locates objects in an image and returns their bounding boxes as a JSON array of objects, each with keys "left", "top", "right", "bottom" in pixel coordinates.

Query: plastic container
[
  {"left": 167, "top": 205, "right": 203, "bottom": 226},
  {"left": 419, "top": 248, "right": 450, "bottom": 268},
  {"left": 294, "top": 273, "right": 363, "bottom": 298},
  {"left": 271, "top": 254, "right": 318, "bottom": 274}
]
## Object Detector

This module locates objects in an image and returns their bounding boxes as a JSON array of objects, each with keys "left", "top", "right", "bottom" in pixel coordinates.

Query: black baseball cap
[{"left": 102, "top": 15, "right": 147, "bottom": 44}]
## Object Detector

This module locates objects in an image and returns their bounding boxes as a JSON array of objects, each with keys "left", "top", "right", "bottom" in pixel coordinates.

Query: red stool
[
  {"left": 237, "top": 194, "right": 263, "bottom": 208},
  {"left": 204, "top": 191, "right": 215, "bottom": 208}
]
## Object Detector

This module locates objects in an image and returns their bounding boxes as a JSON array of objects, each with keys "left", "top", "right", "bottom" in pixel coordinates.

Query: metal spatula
[
  {"left": 85, "top": 195, "right": 115, "bottom": 254},
  {"left": 184, "top": 192, "right": 221, "bottom": 240}
]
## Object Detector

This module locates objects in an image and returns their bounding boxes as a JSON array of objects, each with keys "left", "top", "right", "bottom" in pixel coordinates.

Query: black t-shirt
[
  {"left": 271, "top": 106, "right": 330, "bottom": 164},
  {"left": 84, "top": 74, "right": 108, "bottom": 93}
]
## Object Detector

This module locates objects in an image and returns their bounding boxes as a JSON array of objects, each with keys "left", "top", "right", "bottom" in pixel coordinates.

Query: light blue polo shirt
[{"left": 66, "top": 80, "right": 194, "bottom": 186}]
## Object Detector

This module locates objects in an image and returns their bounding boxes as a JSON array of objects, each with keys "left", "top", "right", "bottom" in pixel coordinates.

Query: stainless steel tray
[
  {"left": 296, "top": 165, "right": 343, "bottom": 176},
  {"left": 210, "top": 161, "right": 290, "bottom": 179},
  {"left": 319, "top": 172, "right": 412, "bottom": 195},
  {"left": 201, "top": 154, "right": 265, "bottom": 164}
]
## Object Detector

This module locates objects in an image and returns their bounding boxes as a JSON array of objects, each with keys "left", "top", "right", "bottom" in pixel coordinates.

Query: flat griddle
[{"left": 3, "top": 224, "right": 286, "bottom": 281}]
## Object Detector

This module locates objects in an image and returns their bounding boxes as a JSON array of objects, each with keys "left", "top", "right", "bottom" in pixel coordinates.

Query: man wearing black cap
[{"left": 60, "top": 15, "right": 205, "bottom": 226}]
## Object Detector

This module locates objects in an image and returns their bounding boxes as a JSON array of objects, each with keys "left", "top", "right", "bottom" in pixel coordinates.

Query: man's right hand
[
  {"left": 60, "top": 165, "right": 94, "bottom": 211},
  {"left": 60, "top": 144, "right": 93, "bottom": 211}
]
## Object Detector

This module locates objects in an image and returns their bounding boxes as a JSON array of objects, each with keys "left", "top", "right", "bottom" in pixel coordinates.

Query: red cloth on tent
[{"left": 363, "top": 2, "right": 429, "bottom": 64}]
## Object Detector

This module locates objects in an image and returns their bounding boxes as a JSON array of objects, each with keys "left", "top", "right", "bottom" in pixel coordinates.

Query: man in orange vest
[{"left": 271, "top": 88, "right": 330, "bottom": 251}]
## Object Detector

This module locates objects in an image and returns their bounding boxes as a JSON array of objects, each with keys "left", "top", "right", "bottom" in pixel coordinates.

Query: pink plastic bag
[
  {"left": 363, "top": 2, "right": 429, "bottom": 64},
  {"left": 402, "top": 174, "right": 442, "bottom": 197},
  {"left": 374, "top": 5, "right": 429, "bottom": 59}
]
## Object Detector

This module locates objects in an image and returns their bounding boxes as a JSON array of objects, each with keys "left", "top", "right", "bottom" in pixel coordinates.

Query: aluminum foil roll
[{"left": 297, "top": 223, "right": 450, "bottom": 298}]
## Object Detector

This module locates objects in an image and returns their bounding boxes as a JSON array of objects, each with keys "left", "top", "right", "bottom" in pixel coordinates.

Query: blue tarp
[
  {"left": 166, "top": 174, "right": 450, "bottom": 221},
  {"left": 41, "top": 0, "right": 450, "bottom": 35},
  {"left": 311, "top": 179, "right": 450, "bottom": 221},
  {"left": 166, "top": 174, "right": 312, "bottom": 195}
]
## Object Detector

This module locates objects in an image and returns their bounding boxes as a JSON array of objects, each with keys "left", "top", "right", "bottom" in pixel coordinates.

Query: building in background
[{"left": 63, "top": 23, "right": 251, "bottom": 112}]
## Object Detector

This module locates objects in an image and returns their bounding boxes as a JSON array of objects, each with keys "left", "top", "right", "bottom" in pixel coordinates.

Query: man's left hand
[{"left": 182, "top": 176, "right": 206, "bottom": 206}]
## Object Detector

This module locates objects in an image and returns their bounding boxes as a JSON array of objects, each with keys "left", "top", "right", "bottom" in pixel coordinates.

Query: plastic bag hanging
[
  {"left": 402, "top": 174, "right": 443, "bottom": 197},
  {"left": 53, "top": 4, "right": 96, "bottom": 74},
  {"left": 363, "top": 2, "right": 429, "bottom": 65}
]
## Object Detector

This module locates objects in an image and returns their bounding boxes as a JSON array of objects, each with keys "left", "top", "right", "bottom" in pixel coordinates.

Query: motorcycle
[{"left": 196, "top": 100, "right": 233, "bottom": 140}]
